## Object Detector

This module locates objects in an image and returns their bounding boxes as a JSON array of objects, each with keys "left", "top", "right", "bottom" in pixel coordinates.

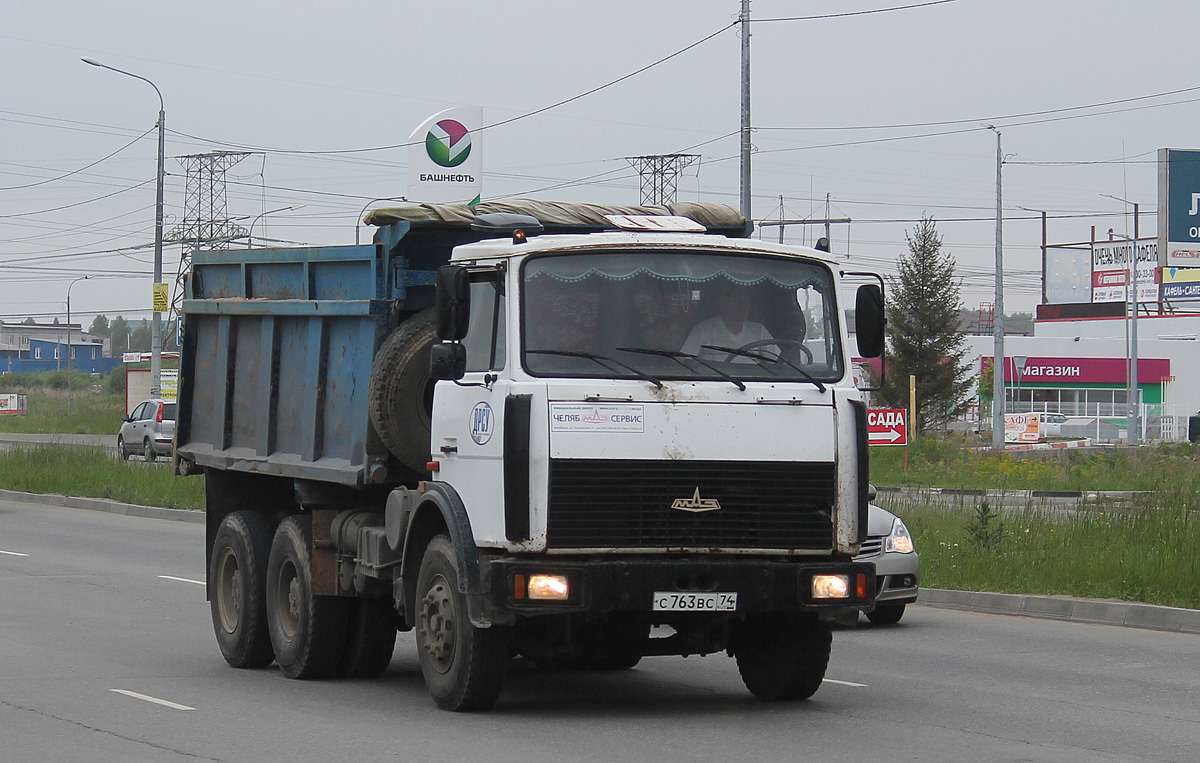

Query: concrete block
[
  {"left": 971, "top": 591, "right": 1023, "bottom": 614},
  {"left": 1069, "top": 599, "right": 1127, "bottom": 626},
  {"left": 1022, "top": 595, "right": 1076, "bottom": 619},
  {"left": 1123, "top": 604, "right": 1186, "bottom": 632},
  {"left": 1181, "top": 610, "right": 1200, "bottom": 634}
]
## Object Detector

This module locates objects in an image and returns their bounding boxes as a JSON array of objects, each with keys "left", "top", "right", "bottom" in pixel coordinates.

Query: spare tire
[{"left": 368, "top": 309, "right": 438, "bottom": 476}]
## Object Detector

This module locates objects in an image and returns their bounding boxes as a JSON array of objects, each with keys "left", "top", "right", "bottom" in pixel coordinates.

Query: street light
[
  {"left": 248, "top": 205, "right": 302, "bottom": 248},
  {"left": 1101, "top": 193, "right": 1141, "bottom": 445},
  {"left": 83, "top": 57, "right": 165, "bottom": 399},
  {"left": 355, "top": 197, "right": 407, "bottom": 246},
  {"left": 66, "top": 275, "right": 91, "bottom": 416}
]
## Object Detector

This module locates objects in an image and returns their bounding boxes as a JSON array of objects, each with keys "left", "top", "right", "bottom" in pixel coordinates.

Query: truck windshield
[{"left": 521, "top": 249, "right": 844, "bottom": 383}]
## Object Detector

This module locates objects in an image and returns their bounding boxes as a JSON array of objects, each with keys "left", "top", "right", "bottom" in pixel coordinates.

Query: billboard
[
  {"left": 1157, "top": 148, "right": 1200, "bottom": 268},
  {"left": 407, "top": 107, "right": 483, "bottom": 205},
  {"left": 1091, "top": 239, "right": 1158, "bottom": 303},
  {"left": 1045, "top": 248, "right": 1091, "bottom": 304},
  {"left": 1161, "top": 266, "right": 1200, "bottom": 302}
]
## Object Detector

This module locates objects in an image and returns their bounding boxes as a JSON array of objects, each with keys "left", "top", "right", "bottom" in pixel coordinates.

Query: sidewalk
[{"left": 2, "top": 485, "right": 1196, "bottom": 635}]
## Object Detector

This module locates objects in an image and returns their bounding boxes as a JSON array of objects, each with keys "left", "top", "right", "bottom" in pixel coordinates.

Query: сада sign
[{"left": 867, "top": 408, "right": 907, "bottom": 446}]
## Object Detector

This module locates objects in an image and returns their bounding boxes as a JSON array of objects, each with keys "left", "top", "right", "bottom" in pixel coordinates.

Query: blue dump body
[{"left": 176, "top": 218, "right": 446, "bottom": 488}]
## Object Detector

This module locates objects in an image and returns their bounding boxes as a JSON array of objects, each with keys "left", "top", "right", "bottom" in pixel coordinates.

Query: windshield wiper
[
  {"left": 616, "top": 347, "right": 745, "bottom": 391},
  {"left": 702, "top": 345, "right": 826, "bottom": 393},
  {"left": 527, "top": 349, "right": 663, "bottom": 389}
]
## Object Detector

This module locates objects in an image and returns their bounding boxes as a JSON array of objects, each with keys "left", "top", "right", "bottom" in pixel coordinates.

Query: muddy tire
[
  {"left": 415, "top": 535, "right": 509, "bottom": 711},
  {"left": 736, "top": 614, "right": 831, "bottom": 701},
  {"left": 367, "top": 310, "right": 438, "bottom": 475},
  {"left": 265, "top": 515, "right": 349, "bottom": 679},
  {"left": 209, "top": 511, "right": 275, "bottom": 669},
  {"left": 336, "top": 598, "right": 398, "bottom": 678},
  {"left": 865, "top": 603, "right": 906, "bottom": 625}
]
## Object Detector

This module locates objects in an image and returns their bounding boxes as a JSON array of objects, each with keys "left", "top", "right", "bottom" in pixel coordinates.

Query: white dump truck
[{"left": 177, "top": 200, "right": 885, "bottom": 711}]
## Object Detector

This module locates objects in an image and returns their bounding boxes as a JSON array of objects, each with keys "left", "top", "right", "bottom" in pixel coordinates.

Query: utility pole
[
  {"left": 739, "top": 0, "right": 752, "bottom": 222},
  {"left": 988, "top": 126, "right": 1006, "bottom": 451}
]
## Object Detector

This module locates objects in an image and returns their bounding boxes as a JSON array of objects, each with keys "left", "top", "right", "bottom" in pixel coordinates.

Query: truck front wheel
[
  {"left": 415, "top": 535, "right": 508, "bottom": 711},
  {"left": 210, "top": 511, "right": 275, "bottom": 668},
  {"left": 735, "top": 613, "right": 831, "bottom": 701},
  {"left": 265, "top": 515, "right": 348, "bottom": 679}
]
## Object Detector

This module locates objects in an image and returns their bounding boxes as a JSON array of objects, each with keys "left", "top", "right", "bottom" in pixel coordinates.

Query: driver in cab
[{"left": 679, "top": 283, "right": 773, "bottom": 362}]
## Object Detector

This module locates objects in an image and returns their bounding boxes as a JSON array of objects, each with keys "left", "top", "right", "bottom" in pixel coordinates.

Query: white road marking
[
  {"left": 159, "top": 575, "right": 204, "bottom": 585},
  {"left": 110, "top": 689, "right": 195, "bottom": 711},
  {"left": 822, "top": 678, "right": 868, "bottom": 688},
  {"left": 0, "top": 550, "right": 29, "bottom": 557}
]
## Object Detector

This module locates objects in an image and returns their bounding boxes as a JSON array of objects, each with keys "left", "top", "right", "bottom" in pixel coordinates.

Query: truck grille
[{"left": 547, "top": 459, "right": 836, "bottom": 550}]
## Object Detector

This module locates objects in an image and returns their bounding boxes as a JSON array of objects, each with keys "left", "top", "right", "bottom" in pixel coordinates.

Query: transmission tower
[
  {"left": 626, "top": 154, "right": 699, "bottom": 205},
  {"left": 165, "top": 151, "right": 252, "bottom": 332}
]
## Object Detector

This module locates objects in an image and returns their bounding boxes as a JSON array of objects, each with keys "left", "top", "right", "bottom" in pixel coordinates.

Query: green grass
[
  {"left": 0, "top": 386, "right": 125, "bottom": 435},
  {"left": 871, "top": 436, "right": 1200, "bottom": 507},
  {"left": 884, "top": 494, "right": 1200, "bottom": 610},
  {"left": 0, "top": 444, "right": 204, "bottom": 510}
]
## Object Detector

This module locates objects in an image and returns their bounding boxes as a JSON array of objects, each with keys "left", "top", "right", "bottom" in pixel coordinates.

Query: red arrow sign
[{"left": 867, "top": 408, "right": 908, "bottom": 446}]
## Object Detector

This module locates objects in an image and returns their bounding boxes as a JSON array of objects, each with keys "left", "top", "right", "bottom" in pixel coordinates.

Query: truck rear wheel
[
  {"left": 210, "top": 511, "right": 275, "bottom": 668},
  {"left": 265, "top": 515, "right": 349, "bottom": 679},
  {"left": 336, "top": 598, "right": 398, "bottom": 678},
  {"left": 736, "top": 614, "right": 831, "bottom": 701},
  {"left": 415, "top": 535, "right": 509, "bottom": 711},
  {"left": 368, "top": 309, "right": 438, "bottom": 476}
]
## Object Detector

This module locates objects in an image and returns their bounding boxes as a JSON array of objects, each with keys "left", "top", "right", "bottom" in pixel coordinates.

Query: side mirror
[
  {"left": 429, "top": 342, "right": 467, "bottom": 381},
  {"left": 855, "top": 284, "right": 885, "bottom": 359},
  {"left": 436, "top": 265, "right": 471, "bottom": 341}
]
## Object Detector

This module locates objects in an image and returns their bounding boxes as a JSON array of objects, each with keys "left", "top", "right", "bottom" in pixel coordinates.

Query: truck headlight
[
  {"left": 812, "top": 574, "right": 850, "bottom": 599},
  {"left": 526, "top": 574, "right": 570, "bottom": 601},
  {"left": 885, "top": 519, "right": 915, "bottom": 554}
]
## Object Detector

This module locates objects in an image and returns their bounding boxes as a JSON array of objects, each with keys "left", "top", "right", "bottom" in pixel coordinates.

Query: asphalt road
[{"left": 2, "top": 496, "right": 1198, "bottom": 763}]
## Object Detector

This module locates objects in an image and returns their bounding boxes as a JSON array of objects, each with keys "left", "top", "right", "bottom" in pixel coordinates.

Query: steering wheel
[{"left": 730, "top": 338, "right": 814, "bottom": 365}]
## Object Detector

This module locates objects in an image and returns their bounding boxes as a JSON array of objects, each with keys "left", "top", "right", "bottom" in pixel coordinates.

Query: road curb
[
  {"left": 0, "top": 488, "right": 204, "bottom": 524},
  {"left": 918, "top": 587, "right": 1200, "bottom": 635}
]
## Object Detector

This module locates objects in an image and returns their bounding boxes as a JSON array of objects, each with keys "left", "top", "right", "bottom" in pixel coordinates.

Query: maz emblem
[{"left": 671, "top": 488, "right": 721, "bottom": 513}]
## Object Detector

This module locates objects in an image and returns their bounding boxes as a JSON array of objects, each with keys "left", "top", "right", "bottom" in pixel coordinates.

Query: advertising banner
[
  {"left": 1091, "top": 239, "right": 1158, "bottom": 303},
  {"left": 1161, "top": 266, "right": 1200, "bottom": 302},
  {"left": 1045, "top": 248, "right": 1091, "bottom": 304},
  {"left": 1158, "top": 148, "right": 1200, "bottom": 268},
  {"left": 0, "top": 394, "right": 28, "bottom": 415},
  {"left": 407, "top": 107, "right": 483, "bottom": 204},
  {"left": 985, "top": 357, "right": 1171, "bottom": 385},
  {"left": 1004, "top": 413, "right": 1041, "bottom": 443}
]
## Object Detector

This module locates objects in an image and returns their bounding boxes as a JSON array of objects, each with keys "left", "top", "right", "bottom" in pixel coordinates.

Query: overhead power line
[{"left": 0, "top": 127, "right": 154, "bottom": 191}]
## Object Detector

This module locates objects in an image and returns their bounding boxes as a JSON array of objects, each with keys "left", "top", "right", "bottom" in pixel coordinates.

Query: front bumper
[
  {"left": 483, "top": 556, "right": 876, "bottom": 619},
  {"left": 866, "top": 550, "right": 919, "bottom": 606}
]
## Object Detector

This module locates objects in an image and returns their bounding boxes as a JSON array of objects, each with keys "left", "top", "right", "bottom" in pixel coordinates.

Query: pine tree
[{"left": 879, "top": 216, "right": 973, "bottom": 432}]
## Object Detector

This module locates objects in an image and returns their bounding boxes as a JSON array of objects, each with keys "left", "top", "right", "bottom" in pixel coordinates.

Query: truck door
[{"left": 431, "top": 269, "right": 512, "bottom": 546}]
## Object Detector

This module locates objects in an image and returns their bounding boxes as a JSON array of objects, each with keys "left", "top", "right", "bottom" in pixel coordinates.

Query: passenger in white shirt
[{"left": 680, "top": 285, "right": 773, "bottom": 362}]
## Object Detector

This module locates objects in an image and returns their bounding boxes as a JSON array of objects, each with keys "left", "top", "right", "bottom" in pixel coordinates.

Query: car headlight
[{"left": 885, "top": 519, "right": 915, "bottom": 554}]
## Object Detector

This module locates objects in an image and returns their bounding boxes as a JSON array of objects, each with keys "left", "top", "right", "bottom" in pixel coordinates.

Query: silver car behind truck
[
  {"left": 853, "top": 502, "right": 919, "bottom": 624},
  {"left": 118, "top": 399, "right": 175, "bottom": 461}
]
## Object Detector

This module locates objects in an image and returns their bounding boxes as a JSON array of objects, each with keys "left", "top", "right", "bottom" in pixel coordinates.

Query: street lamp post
[
  {"left": 1102, "top": 194, "right": 1141, "bottom": 445},
  {"left": 83, "top": 58, "right": 165, "bottom": 399},
  {"left": 248, "top": 205, "right": 300, "bottom": 248},
  {"left": 66, "top": 275, "right": 91, "bottom": 416},
  {"left": 355, "top": 197, "right": 407, "bottom": 246}
]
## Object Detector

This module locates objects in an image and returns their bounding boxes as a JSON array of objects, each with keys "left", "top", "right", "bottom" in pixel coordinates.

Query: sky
[{"left": 3, "top": 0, "right": 1199, "bottom": 330}]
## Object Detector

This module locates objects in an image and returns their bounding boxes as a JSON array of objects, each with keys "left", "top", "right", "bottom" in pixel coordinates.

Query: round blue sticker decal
[{"left": 470, "top": 401, "right": 494, "bottom": 446}]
